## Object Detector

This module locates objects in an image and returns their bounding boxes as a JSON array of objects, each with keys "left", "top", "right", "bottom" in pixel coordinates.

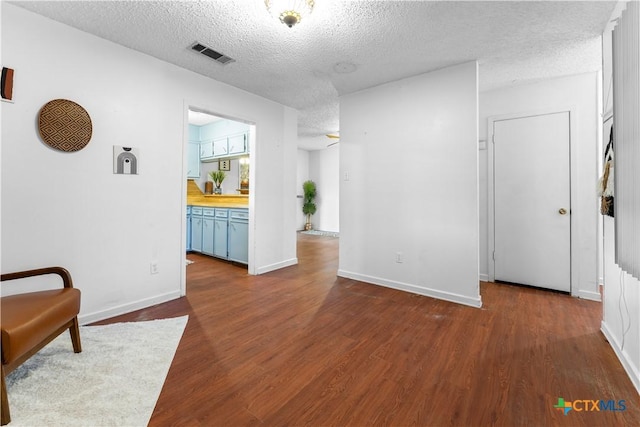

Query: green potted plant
[
  {"left": 302, "top": 180, "right": 317, "bottom": 230},
  {"left": 209, "top": 170, "right": 226, "bottom": 194}
]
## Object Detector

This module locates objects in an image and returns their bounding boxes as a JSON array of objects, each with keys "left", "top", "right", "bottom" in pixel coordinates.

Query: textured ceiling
[{"left": 12, "top": 1, "right": 616, "bottom": 150}]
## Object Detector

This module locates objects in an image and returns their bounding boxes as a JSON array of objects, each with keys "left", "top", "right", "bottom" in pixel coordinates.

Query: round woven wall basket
[{"left": 38, "top": 99, "right": 93, "bottom": 152}]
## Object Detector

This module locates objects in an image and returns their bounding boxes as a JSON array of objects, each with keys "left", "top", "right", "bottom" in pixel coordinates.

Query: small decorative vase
[
  {"left": 305, "top": 222, "right": 312, "bottom": 231},
  {"left": 214, "top": 187, "right": 222, "bottom": 195}
]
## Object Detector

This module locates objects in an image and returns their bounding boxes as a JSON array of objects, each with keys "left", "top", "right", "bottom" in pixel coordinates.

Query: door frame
[
  {"left": 180, "top": 100, "right": 258, "bottom": 297},
  {"left": 487, "top": 107, "right": 580, "bottom": 295}
]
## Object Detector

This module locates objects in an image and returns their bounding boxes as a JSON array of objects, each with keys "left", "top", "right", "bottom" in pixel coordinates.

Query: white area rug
[{"left": 5, "top": 316, "right": 188, "bottom": 427}]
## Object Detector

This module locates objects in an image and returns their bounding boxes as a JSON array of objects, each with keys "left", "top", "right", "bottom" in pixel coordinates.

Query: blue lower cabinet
[
  {"left": 202, "top": 208, "right": 215, "bottom": 256},
  {"left": 202, "top": 217, "right": 214, "bottom": 255},
  {"left": 186, "top": 206, "right": 192, "bottom": 251},
  {"left": 187, "top": 206, "right": 247, "bottom": 265},
  {"left": 214, "top": 209, "right": 228, "bottom": 258},
  {"left": 190, "top": 208, "right": 203, "bottom": 252},
  {"left": 228, "top": 209, "right": 249, "bottom": 264}
]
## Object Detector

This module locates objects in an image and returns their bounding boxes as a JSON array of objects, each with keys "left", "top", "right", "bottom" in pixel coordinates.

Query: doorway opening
[{"left": 180, "top": 105, "right": 256, "bottom": 296}]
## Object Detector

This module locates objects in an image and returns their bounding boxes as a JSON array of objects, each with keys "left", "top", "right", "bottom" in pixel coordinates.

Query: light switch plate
[{"left": 219, "top": 159, "right": 230, "bottom": 171}]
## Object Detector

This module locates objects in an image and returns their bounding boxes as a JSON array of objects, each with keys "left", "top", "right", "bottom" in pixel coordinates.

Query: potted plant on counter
[
  {"left": 302, "top": 180, "right": 317, "bottom": 231},
  {"left": 209, "top": 170, "right": 226, "bottom": 194}
]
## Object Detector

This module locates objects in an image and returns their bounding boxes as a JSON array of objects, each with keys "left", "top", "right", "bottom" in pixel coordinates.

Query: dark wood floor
[{"left": 100, "top": 233, "right": 639, "bottom": 426}]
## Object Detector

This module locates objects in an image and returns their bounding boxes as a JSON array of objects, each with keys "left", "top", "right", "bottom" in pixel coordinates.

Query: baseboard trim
[
  {"left": 601, "top": 321, "right": 640, "bottom": 395},
  {"left": 479, "top": 273, "right": 489, "bottom": 282},
  {"left": 576, "top": 289, "right": 602, "bottom": 302},
  {"left": 337, "top": 269, "right": 482, "bottom": 308},
  {"left": 255, "top": 257, "right": 298, "bottom": 275},
  {"left": 78, "top": 290, "right": 182, "bottom": 325}
]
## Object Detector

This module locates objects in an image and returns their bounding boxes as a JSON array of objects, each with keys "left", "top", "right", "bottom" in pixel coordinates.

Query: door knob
[{"left": 558, "top": 208, "right": 567, "bottom": 215}]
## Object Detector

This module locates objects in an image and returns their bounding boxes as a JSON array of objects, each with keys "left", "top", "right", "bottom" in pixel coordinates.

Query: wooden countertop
[{"left": 187, "top": 180, "right": 248, "bottom": 208}]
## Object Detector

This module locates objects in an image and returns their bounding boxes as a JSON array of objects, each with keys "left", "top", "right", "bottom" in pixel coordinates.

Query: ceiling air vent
[{"left": 191, "top": 42, "right": 235, "bottom": 65}]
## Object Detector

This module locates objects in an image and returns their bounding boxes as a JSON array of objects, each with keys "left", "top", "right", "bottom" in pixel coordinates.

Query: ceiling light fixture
[{"left": 265, "top": 0, "right": 315, "bottom": 28}]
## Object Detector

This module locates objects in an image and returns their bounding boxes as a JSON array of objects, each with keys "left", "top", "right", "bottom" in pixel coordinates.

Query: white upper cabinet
[
  {"left": 228, "top": 132, "right": 247, "bottom": 155},
  {"left": 213, "top": 137, "right": 229, "bottom": 157},
  {"left": 194, "top": 119, "right": 250, "bottom": 161},
  {"left": 200, "top": 141, "right": 213, "bottom": 159},
  {"left": 187, "top": 142, "right": 200, "bottom": 178},
  {"left": 201, "top": 132, "right": 249, "bottom": 160}
]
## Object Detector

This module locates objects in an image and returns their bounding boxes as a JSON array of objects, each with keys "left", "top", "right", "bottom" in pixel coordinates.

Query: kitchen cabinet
[
  {"left": 187, "top": 142, "right": 200, "bottom": 178},
  {"left": 202, "top": 217, "right": 214, "bottom": 255},
  {"left": 228, "top": 133, "right": 247, "bottom": 155},
  {"left": 200, "top": 141, "right": 213, "bottom": 159},
  {"left": 186, "top": 206, "right": 192, "bottom": 251},
  {"left": 228, "top": 209, "right": 249, "bottom": 264},
  {"left": 214, "top": 209, "right": 228, "bottom": 258},
  {"left": 200, "top": 131, "right": 249, "bottom": 161},
  {"left": 187, "top": 206, "right": 248, "bottom": 265},
  {"left": 200, "top": 138, "right": 229, "bottom": 160},
  {"left": 190, "top": 207, "right": 203, "bottom": 252},
  {"left": 202, "top": 208, "right": 216, "bottom": 255},
  {"left": 213, "top": 137, "right": 228, "bottom": 157}
]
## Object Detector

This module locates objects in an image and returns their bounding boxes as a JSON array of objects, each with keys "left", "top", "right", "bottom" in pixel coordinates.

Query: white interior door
[{"left": 493, "top": 112, "right": 571, "bottom": 292}]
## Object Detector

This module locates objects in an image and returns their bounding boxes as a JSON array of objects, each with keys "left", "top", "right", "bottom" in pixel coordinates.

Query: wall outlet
[
  {"left": 396, "top": 252, "right": 403, "bottom": 263},
  {"left": 150, "top": 261, "right": 159, "bottom": 274}
]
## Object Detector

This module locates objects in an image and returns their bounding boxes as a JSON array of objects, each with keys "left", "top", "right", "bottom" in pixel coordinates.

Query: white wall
[
  {"left": 479, "top": 72, "right": 601, "bottom": 301},
  {"left": 1, "top": 4, "right": 298, "bottom": 323},
  {"left": 309, "top": 144, "right": 339, "bottom": 233},
  {"left": 296, "top": 149, "right": 309, "bottom": 230},
  {"left": 339, "top": 61, "right": 481, "bottom": 307},
  {"left": 603, "top": 217, "right": 640, "bottom": 393},
  {"left": 600, "top": 0, "right": 640, "bottom": 394}
]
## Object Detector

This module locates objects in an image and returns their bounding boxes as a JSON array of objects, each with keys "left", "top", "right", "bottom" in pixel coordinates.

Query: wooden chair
[{"left": 1, "top": 267, "right": 82, "bottom": 425}]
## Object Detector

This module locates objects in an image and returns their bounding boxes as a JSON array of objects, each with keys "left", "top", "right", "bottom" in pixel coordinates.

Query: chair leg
[
  {"left": 69, "top": 317, "right": 82, "bottom": 353},
  {"left": 1, "top": 365, "right": 10, "bottom": 426}
]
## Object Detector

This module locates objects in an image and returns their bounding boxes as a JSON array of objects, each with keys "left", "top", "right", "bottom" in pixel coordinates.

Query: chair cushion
[{"left": 1, "top": 288, "right": 80, "bottom": 365}]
